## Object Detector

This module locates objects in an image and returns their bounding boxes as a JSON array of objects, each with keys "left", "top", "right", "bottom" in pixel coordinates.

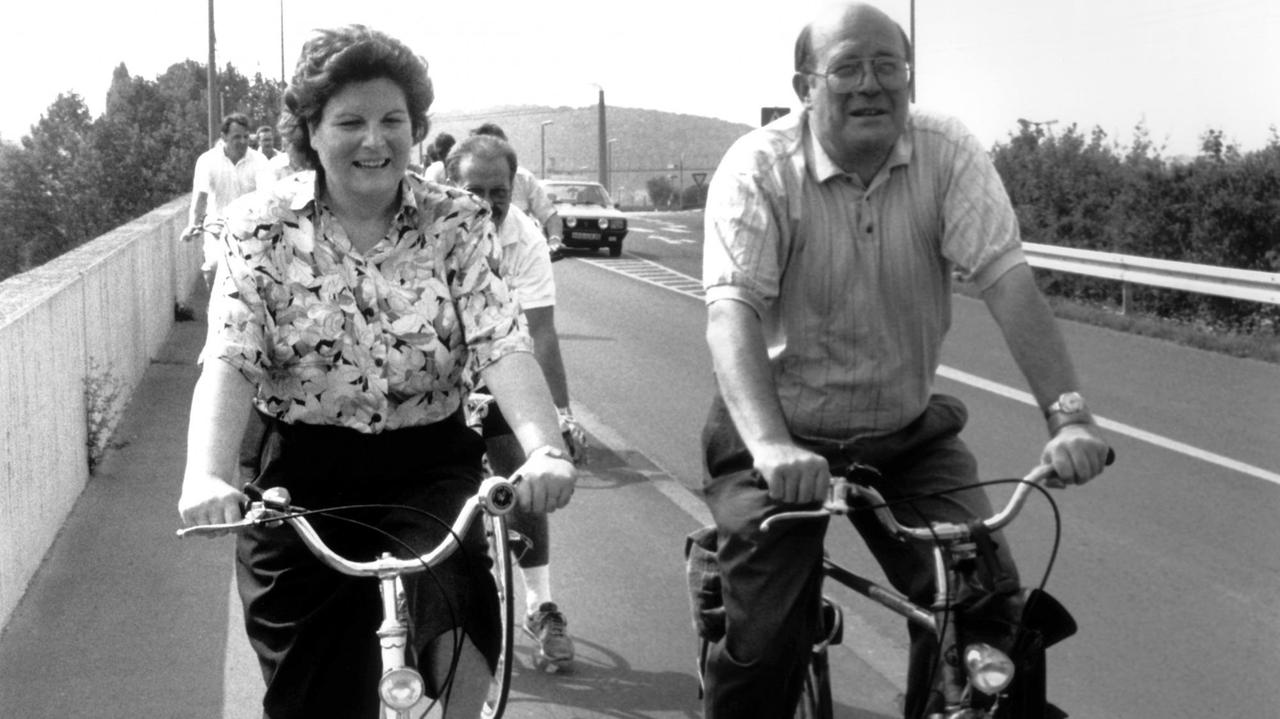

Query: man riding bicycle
[{"left": 697, "top": 3, "right": 1111, "bottom": 717}]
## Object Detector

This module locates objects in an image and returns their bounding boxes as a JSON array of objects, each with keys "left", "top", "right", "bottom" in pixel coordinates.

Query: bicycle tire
[
  {"left": 481, "top": 513, "right": 514, "bottom": 719},
  {"left": 795, "top": 648, "right": 834, "bottom": 719}
]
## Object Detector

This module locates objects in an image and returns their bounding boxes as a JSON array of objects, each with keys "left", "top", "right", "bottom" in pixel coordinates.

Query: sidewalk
[{"left": 0, "top": 293, "right": 234, "bottom": 717}]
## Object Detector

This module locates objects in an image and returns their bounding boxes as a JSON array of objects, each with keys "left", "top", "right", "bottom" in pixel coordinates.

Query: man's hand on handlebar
[
  {"left": 178, "top": 473, "right": 248, "bottom": 537},
  {"left": 1041, "top": 423, "right": 1111, "bottom": 488},
  {"left": 514, "top": 449, "right": 577, "bottom": 514},
  {"left": 752, "top": 441, "right": 831, "bottom": 505}
]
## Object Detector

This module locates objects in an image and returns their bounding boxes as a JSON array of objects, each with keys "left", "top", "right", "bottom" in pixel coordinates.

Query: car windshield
[{"left": 547, "top": 183, "right": 611, "bottom": 206}]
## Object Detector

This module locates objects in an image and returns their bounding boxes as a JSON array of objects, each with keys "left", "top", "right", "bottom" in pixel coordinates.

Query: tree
[
  {"left": 0, "top": 139, "right": 51, "bottom": 276},
  {"left": 20, "top": 93, "right": 99, "bottom": 264},
  {"left": 646, "top": 175, "right": 676, "bottom": 208}
]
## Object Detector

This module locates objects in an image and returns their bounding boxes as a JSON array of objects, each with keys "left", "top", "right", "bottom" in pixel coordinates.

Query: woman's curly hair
[{"left": 278, "top": 25, "right": 432, "bottom": 172}]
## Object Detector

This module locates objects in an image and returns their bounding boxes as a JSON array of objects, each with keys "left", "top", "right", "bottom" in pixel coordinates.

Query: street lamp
[{"left": 540, "top": 120, "right": 554, "bottom": 179}]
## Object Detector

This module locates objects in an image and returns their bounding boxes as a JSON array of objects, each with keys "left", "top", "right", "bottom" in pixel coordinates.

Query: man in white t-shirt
[
  {"left": 470, "top": 123, "right": 565, "bottom": 253},
  {"left": 447, "top": 133, "right": 585, "bottom": 673},
  {"left": 181, "top": 113, "right": 274, "bottom": 288}
]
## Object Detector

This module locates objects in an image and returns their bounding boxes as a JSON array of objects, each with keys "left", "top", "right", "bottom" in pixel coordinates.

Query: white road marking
[
  {"left": 576, "top": 257, "right": 705, "bottom": 300},
  {"left": 570, "top": 403, "right": 911, "bottom": 693},
  {"left": 937, "top": 366, "right": 1280, "bottom": 486},
  {"left": 579, "top": 258, "right": 1278, "bottom": 485}
]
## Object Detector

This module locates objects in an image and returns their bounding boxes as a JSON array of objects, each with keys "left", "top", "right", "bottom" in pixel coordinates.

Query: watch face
[{"left": 1058, "top": 392, "right": 1085, "bottom": 414}]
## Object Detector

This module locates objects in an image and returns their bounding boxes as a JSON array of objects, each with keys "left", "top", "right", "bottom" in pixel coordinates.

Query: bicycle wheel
[
  {"left": 795, "top": 648, "right": 834, "bottom": 719},
  {"left": 481, "top": 513, "right": 514, "bottom": 719}
]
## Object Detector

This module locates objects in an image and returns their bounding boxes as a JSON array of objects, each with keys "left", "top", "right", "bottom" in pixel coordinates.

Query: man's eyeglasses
[
  {"left": 466, "top": 186, "right": 511, "bottom": 203},
  {"left": 803, "top": 57, "right": 911, "bottom": 93}
]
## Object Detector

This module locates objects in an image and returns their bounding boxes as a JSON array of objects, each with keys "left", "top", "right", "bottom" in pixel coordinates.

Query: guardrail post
[{"left": 1121, "top": 282, "right": 1132, "bottom": 315}]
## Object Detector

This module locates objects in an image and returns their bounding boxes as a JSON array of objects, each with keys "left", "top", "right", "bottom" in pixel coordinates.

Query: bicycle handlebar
[
  {"left": 761, "top": 449, "right": 1114, "bottom": 539},
  {"left": 177, "top": 474, "right": 519, "bottom": 577}
]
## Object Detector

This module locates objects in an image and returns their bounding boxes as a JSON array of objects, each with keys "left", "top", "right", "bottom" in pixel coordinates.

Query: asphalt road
[{"left": 1, "top": 210, "right": 1277, "bottom": 718}]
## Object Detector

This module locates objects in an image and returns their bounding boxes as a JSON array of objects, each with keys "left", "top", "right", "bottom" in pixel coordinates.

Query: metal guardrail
[{"left": 1023, "top": 242, "right": 1280, "bottom": 307}]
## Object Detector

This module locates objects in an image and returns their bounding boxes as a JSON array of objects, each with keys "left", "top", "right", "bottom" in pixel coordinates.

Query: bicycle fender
[{"left": 1018, "top": 588, "right": 1077, "bottom": 650}]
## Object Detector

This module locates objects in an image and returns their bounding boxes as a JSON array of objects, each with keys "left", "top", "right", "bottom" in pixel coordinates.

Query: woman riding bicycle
[{"left": 177, "top": 25, "right": 576, "bottom": 719}]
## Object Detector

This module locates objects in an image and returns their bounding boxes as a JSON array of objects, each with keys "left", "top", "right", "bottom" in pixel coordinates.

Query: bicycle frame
[
  {"left": 766, "top": 462, "right": 1085, "bottom": 719},
  {"left": 179, "top": 474, "right": 520, "bottom": 718}
]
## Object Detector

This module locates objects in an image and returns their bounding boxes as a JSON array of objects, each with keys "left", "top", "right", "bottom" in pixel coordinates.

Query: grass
[
  {"left": 1048, "top": 298, "right": 1280, "bottom": 364},
  {"left": 955, "top": 281, "right": 1280, "bottom": 365}
]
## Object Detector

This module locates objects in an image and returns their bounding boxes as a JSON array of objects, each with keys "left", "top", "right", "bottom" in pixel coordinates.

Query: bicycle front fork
[{"left": 376, "top": 568, "right": 426, "bottom": 718}]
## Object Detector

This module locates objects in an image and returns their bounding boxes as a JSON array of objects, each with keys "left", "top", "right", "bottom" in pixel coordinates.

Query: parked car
[{"left": 543, "top": 180, "right": 628, "bottom": 257}]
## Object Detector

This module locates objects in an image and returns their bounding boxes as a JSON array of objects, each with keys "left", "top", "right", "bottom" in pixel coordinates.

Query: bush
[{"left": 991, "top": 122, "right": 1280, "bottom": 336}]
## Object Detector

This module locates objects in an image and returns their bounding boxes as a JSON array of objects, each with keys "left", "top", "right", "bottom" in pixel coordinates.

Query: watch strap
[
  {"left": 1046, "top": 407, "right": 1095, "bottom": 437},
  {"left": 528, "top": 444, "right": 570, "bottom": 462}
]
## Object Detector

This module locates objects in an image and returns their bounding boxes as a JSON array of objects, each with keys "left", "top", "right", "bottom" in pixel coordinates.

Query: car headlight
[
  {"left": 597, "top": 218, "right": 609, "bottom": 229},
  {"left": 379, "top": 667, "right": 425, "bottom": 710},
  {"left": 565, "top": 217, "right": 577, "bottom": 228},
  {"left": 963, "top": 642, "right": 1015, "bottom": 694},
  {"left": 611, "top": 219, "right": 626, "bottom": 229}
]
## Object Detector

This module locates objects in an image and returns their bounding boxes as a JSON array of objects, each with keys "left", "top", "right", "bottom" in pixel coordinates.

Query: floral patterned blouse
[{"left": 203, "top": 171, "right": 533, "bottom": 433}]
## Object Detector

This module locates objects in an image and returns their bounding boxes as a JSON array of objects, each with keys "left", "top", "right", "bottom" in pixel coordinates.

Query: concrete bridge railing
[{"left": 0, "top": 197, "right": 198, "bottom": 632}]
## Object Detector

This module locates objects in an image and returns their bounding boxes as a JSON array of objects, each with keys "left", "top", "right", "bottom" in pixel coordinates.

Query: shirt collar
[
  {"left": 494, "top": 205, "right": 527, "bottom": 248},
  {"left": 803, "top": 110, "right": 914, "bottom": 186},
  {"left": 287, "top": 172, "right": 419, "bottom": 223}
]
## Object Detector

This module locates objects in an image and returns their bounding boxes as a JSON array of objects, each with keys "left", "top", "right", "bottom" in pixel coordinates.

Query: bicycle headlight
[
  {"left": 378, "top": 667, "right": 425, "bottom": 710},
  {"left": 963, "top": 642, "right": 1015, "bottom": 694}
]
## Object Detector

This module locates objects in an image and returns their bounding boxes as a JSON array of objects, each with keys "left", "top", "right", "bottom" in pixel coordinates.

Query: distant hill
[{"left": 423, "top": 105, "right": 756, "bottom": 205}]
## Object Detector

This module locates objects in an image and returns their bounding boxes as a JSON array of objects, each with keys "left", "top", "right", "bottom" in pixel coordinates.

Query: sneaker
[{"left": 523, "top": 602, "right": 575, "bottom": 672}]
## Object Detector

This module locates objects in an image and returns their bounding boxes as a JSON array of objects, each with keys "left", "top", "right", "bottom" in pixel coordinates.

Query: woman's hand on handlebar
[
  {"left": 515, "top": 449, "right": 577, "bottom": 514},
  {"left": 1041, "top": 423, "right": 1111, "bottom": 488},
  {"left": 178, "top": 473, "right": 248, "bottom": 536},
  {"left": 753, "top": 441, "right": 831, "bottom": 505}
]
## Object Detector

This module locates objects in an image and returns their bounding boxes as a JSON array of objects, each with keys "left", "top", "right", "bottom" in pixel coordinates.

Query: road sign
[
  {"left": 760, "top": 106, "right": 790, "bottom": 125},
  {"left": 692, "top": 172, "right": 708, "bottom": 187}
]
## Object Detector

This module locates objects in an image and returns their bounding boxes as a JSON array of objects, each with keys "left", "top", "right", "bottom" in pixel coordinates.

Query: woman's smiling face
[{"left": 309, "top": 77, "right": 412, "bottom": 202}]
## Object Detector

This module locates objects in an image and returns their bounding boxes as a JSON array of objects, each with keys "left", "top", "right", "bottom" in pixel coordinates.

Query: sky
[{"left": 2, "top": 0, "right": 1278, "bottom": 157}]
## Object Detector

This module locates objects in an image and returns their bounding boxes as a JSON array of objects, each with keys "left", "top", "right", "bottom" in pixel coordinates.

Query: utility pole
[
  {"left": 540, "top": 120, "right": 554, "bottom": 179},
  {"left": 910, "top": 0, "right": 916, "bottom": 102},
  {"left": 279, "top": 0, "right": 286, "bottom": 84},
  {"left": 596, "top": 86, "right": 607, "bottom": 189},
  {"left": 607, "top": 138, "right": 618, "bottom": 194},
  {"left": 207, "top": 0, "right": 219, "bottom": 148}
]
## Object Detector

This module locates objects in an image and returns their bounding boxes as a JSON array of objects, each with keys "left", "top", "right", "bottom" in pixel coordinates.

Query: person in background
[
  {"left": 446, "top": 133, "right": 585, "bottom": 673},
  {"left": 180, "top": 113, "right": 273, "bottom": 289},
  {"left": 697, "top": 2, "right": 1111, "bottom": 717},
  {"left": 177, "top": 25, "right": 576, "bottom": 718},
  {"left": 254, "top": 126, "right": 277, "bottom": 159},
  {"left": 255, "top": 124, "right": 295, "bottom": 181},
  {"left": 470, "top": 122, "right": 565, "bottom": 254},
  {"left": 422, "top": 131, "right": 455, "bottom": 183}
]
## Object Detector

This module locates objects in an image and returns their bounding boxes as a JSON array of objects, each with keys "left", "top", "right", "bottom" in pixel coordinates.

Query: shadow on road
[{"left": 506, "top": 635, "right": 701, "bottom": 718}]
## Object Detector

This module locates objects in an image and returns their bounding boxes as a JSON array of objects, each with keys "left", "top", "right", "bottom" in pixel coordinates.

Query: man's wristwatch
[
  {"left": 528, "top": 444, "right": 571, "bottom": 462},
  {"left": 1044, "top": 391, "right": 1094, "bottom": 436}
]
